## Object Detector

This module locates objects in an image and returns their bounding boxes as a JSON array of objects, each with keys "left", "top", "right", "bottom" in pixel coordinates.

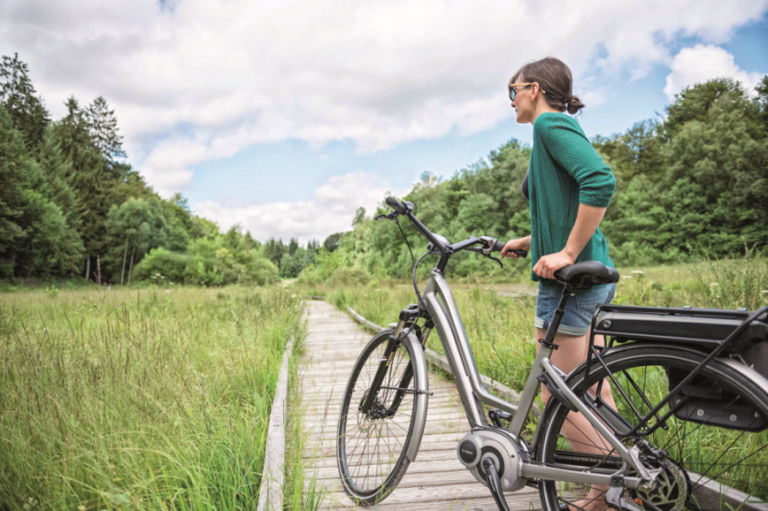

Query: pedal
[
  {"left": 488, "top": 409, "right": 512, "bottom": 428},
  {"left": 482, "top": 457, "right": 510, "bottom": 511},
  {"left": 605, "top": 476, "right": 643, "bottom": 511}
]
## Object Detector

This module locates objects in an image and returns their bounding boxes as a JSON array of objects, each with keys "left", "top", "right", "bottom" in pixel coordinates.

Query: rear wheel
[
  {"left": 536, "top": 344, "right": 768, "bottom": 511},
  {"left": 337, "top": 329, "right": 427, "bottom": 506}
]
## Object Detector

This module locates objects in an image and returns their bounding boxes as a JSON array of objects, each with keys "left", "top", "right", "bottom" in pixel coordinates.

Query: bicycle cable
[
  {"left": 412, "top": 250, "right": 439, "bottom": 310},
  {"left": 395, "top": 215, "right": 431, "bottom": 311}
]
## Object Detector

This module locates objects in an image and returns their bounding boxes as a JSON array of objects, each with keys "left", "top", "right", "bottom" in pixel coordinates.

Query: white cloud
[
  {"left": 2, "top": 0, "right": 767, "bottom": 196},
  {"left": 664, "top": 44, "right": 765, "bottom": 100},
  {"left": 191, "top": 171, "right": 410, "bottom": 243}
]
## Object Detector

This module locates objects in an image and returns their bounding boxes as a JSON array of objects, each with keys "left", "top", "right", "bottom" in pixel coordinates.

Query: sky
[{"left": 2, "top": 0, "right": 767, "bottom": 244}]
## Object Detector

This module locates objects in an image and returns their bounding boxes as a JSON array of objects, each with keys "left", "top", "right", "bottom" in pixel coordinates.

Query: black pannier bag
[
  {"left": 667, "top": 364, "right": 766, "bottom": 431},
  {"left": 594, "top": 305, "right": 768, "bottom": 432}
]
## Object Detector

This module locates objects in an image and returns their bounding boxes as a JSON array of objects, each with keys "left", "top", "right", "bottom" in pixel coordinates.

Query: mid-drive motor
[{"left": 456, "top": 428, "right": 528, "bottom": 492}]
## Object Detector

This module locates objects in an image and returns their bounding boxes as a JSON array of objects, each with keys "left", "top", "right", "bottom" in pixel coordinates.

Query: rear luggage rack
[{"left": 592, "top": 304, "right": 768, "bottom": 353}]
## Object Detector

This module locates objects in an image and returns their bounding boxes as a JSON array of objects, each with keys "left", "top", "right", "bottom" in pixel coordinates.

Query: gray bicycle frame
[{"left": 418, "top": 269, "right": 655, "bottom": 489}]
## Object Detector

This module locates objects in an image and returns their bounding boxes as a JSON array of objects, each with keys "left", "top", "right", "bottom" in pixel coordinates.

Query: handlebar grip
[
  {"left": 385, "top": 197, "right": 406, "bottom": 214},
  {"left": 493, "top": 239, "right": 527, "bottom": 258}
]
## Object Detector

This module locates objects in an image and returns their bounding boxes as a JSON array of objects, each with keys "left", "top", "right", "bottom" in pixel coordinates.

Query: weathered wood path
[{"left": 300, "top": 300, "right": 541, "bottom": 510}]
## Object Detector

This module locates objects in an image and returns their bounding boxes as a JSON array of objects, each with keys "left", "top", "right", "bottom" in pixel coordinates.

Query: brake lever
[
  {"left": 374, "top": 211, "right": 399, "bottom": 222},
  {"left": 467, "top": 248, "right": 503, "bottom": 269}
]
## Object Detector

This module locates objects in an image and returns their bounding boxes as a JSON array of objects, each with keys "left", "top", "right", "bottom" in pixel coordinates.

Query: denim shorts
[{"left": 534, "top": 281, "right": 616, "bottom": 336}]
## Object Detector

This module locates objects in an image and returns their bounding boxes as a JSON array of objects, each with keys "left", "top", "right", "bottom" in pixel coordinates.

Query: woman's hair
[{"left": 510, "top": 57, "right": 585, "bottom": 114}]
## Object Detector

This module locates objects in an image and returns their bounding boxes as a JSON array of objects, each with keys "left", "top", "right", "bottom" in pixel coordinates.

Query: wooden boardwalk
[{"left": 300, "top": 300, "right": 541, "bottom": 511}]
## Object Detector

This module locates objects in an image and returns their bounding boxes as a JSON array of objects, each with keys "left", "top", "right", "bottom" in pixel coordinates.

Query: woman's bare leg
[{"left": 536, "top": 327, "right": 616, "bottom": 511}]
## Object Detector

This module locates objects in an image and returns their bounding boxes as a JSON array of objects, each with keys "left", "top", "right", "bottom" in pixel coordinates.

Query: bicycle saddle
[{"left": 554, "top": 261, "right": 620, "bottom": 289}]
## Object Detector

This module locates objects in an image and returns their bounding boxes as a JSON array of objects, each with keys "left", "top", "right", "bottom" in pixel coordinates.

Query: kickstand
[
  {"left": 482, "top": 458, "right": 510, "bottom": 511},
  {"left": 605, "top": 476, "right": 643, "bottom": 511}
]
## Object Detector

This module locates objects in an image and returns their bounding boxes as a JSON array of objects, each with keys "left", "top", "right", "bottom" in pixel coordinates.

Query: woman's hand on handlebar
[{"left": 500, "top": 236, "right": 531, "bottom": 259}]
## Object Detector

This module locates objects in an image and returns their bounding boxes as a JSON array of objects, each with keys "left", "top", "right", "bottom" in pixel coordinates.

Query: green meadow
[{"left": 0, "top": 286, "right": 302, "bottom": 510}]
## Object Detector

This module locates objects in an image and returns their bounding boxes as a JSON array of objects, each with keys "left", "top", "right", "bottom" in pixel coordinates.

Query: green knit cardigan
[{"left": 528, "top": 112, "right": 616, "bottom": 284}]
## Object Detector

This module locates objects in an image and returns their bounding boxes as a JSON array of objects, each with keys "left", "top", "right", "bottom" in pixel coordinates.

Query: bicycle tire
[
  {"left": 536, "top": 343, "right": 768, "bottom": 511},
  {"left": 336, "top": 328, "right": 428, "bottom": 506}
]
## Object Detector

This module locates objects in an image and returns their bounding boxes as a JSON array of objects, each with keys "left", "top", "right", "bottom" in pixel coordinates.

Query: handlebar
[
  {"left": 381, "top": 197, "right": 527, "bottom": 259},
  {"left": 384, "top": 197, "right": 448, "bottom": 253},
  {"left": 385, "top": 196, "right": 406, "bottom": 213}
]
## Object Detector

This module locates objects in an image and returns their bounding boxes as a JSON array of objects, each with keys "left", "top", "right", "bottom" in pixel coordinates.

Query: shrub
[
  {"left": 328, "top": 267, "right": 373, "bottom": 287},
  {"left": 133, "top": 248, "right": 192, "bottom": 284}
]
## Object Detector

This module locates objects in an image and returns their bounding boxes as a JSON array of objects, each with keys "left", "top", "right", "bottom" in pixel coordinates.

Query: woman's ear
[{"left": 530, "top": 83, "right": 540, "bottom": 101}]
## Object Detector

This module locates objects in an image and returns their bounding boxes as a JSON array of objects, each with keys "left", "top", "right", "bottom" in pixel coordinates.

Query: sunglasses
[{"left": 508, "top": 82, "right": 546, "bottom": 101}]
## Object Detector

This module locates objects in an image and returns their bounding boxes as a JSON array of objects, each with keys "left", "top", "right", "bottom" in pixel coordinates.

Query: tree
[
  {"left": 323, "top": 232, "right": 343, "bottom": 253},
  {"left": 244, "top": 231, "right": 261, "bottom": 250},
  {"left": 0, "top": 106, "right": 84, "bottom": 278},
  {"left": 263, "top": 237, "right": 285, "bottom": 267},
  {"left": 85, "top": 96, "right": 127, "bottom": 171},
  {"left": 288, "top": 237, "right": 299, "bottom": 256},
  {"left": 54, "top": 97, "right": 115, "bottom": 278},
  {"left": 104, "top": 198, "right": 169, "bottom": 284},
  {"left": 0, "top": 54, "right": 50, "bottom": 149},
  {"left": 352, "top": 207, "right": 366, "bottom": 227},
  {"left": 0, "top": 105, "right": 33, "bottom": 276},
  {"left": 190, "top": 215, "right": 219, "bottom": 239},
  {"left": 755, "top": 76, "right": 768, "bottom": 131}
]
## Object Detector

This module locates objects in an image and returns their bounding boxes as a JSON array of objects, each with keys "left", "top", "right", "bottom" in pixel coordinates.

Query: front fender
[{"left": 401, "top": 327, "right": 429, "bottom": 462}]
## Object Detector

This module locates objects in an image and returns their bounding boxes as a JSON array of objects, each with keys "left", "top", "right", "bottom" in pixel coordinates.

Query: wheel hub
[{"left": 356, "top": 388, "right": 389, "bottom": 432}]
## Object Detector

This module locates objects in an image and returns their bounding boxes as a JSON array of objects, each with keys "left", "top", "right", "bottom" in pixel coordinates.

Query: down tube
[{"left": 422, "top": 271, "right": 518, "bottom": 425}]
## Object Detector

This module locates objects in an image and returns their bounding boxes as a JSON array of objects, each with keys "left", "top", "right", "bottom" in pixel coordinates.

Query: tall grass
[{"left": 0, "top": 286, "right": 300, "bottom": 510}]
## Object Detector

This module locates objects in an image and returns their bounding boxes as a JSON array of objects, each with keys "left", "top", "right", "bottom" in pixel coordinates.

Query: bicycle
[{"left": 336, "top": 197, "right": 768, "bottom": 511}]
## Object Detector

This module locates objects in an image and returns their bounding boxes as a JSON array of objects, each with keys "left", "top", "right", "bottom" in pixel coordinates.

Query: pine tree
[
  {"left": 53, "top": 97, "right": 110, "bottom": 278},
  {"left": 85, "top": 96, "right": 126, "bottom": 174},
  {"left": 0, "top": 54, "right": 50, "bottom": 149},
  {"left": 0, "top": 105, "right": 29, "bottom": 275},
  {"left": 288, "top": 237, "right": 299, "bottom": 255}
]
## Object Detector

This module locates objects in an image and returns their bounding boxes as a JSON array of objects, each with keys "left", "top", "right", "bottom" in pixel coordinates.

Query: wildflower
[
  {"left": 630, "top": 270, "right": 644, "bottom": 274},
  {"left": 761, "top": 290, "right": 768, "bottom": 294},
  {"left": 622, "top": 275, "right": 633, "bottom": 279},
  {"left": 710, "top": 283, "right": 719, "bottom": 286}
]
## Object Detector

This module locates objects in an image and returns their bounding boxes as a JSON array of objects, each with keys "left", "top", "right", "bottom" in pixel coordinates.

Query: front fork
[{"left": 359, "top": 307, "right": 432, "bottom": 417}]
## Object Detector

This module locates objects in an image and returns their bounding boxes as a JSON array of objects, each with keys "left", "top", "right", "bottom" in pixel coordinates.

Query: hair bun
[{"left": 565, "top": 94, "right": 585, "bottom": 114}]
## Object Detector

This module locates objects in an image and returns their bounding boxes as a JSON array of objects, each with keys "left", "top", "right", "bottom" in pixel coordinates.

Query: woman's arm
[{"left": 532, "top": 204, "right": 606, "bottom": 279}]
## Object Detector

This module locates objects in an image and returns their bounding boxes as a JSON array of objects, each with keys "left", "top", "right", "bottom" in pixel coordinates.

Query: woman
[{"left": 500, "top": 57, "right": 616, "bottom": 511}]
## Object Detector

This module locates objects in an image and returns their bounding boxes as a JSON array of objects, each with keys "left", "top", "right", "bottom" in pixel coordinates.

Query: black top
[{"left": 522, "top": 169, "right": 529, "bottom": 202}]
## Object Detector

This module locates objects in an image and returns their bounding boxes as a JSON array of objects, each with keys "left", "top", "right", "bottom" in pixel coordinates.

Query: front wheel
[
  {"left": 337, "top": 328, "right": 428, "bottom": 506},
  {"left": 536, "top": 344, "right": 768, "bottom": 511}
]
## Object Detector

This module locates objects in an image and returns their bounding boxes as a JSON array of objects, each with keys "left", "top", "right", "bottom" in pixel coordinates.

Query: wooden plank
[
  {"left": 256, "top": 336, "right": 293, "bottom": 511},
  {"left": 319, "top": 482, "right": 539, "bottom": 510},
  {"left": 689, "top": 471, "right": 768, "bottom": 511}
]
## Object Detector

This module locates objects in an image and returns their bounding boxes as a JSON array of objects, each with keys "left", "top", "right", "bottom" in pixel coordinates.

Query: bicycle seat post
[{"left": 539, "top": 284, "right": 575, "bottom": 350}]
